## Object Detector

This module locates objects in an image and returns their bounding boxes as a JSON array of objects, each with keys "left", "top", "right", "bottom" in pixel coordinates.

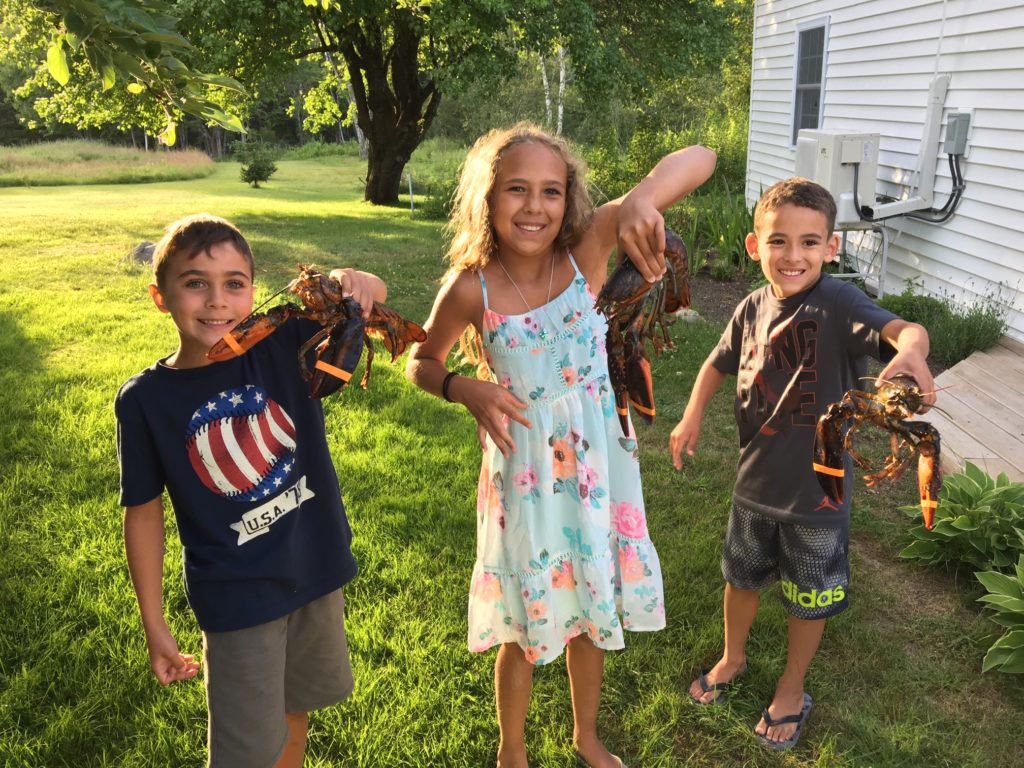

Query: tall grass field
[
  {"left": 0, "top": 139, "right": 214, "bottom": 187},
  {"left": 1, "top": 156, "right": 1021, "bottom": 767}
]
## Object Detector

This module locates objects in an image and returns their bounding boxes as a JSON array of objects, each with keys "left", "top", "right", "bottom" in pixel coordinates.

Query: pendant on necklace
[{"left": 539, "top": 328, "right": 548, "bottom": 340}]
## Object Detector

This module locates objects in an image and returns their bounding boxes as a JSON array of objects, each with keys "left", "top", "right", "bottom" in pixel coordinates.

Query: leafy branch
[{"left": 36, "top": 0, "right": 246, "bottom": 144}]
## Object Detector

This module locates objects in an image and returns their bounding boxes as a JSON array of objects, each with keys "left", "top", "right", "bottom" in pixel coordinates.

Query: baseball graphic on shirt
[{"left": 186, "top": 385, "right": 297, "bottom": 502}]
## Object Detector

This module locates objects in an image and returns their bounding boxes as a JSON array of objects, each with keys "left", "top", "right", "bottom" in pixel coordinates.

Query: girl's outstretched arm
[
  {"left": 616, "top": 145, "right": 718, "bottom": 280},
  {"left": 406, "top": 271, "right": 533, "bottom": 459},
  {"left": 572, "top": 145, "right": 716, "bottom": 289}
]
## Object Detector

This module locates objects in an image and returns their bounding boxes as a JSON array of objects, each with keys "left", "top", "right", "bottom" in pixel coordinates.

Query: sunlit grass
[
  {"left": 1, "top": 159, "right": 1022, "bottom": 767},
  {"left": 0, "top": 139, "right": 214, "bottom": 187}
]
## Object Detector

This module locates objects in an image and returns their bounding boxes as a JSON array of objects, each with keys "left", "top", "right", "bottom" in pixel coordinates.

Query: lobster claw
[
  {"left": 812, "top": 403, "right": 848, "bottom": 504},
  {"left": 309, "top": 313, "right": 366, "bottom": 399},
  {"left": 207, "top": 305, "right": 295, "bottom": 361},
  {"left": 916, "top": 428, "right": 942, "bottom": 529}
]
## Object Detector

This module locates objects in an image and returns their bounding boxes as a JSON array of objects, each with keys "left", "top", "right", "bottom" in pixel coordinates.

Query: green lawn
[{"left": 1, "top": 159, "right": 1021, "bottom": 767}]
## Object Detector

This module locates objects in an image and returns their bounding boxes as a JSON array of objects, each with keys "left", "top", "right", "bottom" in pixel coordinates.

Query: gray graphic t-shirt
[{"left": 709, "top": 274, "right": 897, "bottom": 526}]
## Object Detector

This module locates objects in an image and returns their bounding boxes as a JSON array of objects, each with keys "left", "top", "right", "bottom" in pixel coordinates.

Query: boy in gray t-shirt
[{"left": 668, "top": 178, "right": 934, "bottom": 750}]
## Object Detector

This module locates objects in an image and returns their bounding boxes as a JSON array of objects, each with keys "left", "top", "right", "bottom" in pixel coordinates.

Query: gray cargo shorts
[{"left": 202, "top": 587, "right": 353, "bottom": 768}]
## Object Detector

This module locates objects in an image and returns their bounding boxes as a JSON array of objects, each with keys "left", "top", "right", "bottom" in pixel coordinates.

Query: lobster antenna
[{"left": 251, "top": 284, "right": 290, "bottom": 314}]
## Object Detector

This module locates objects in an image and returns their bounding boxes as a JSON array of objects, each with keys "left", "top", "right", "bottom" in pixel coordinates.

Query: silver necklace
[{"left": 495, "top": 251, "right": 556, "bottom": 340}]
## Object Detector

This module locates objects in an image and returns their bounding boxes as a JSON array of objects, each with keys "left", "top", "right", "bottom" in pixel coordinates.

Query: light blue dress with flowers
[{"left": 468, "top": 253, "right": 665, "bottom": 665}]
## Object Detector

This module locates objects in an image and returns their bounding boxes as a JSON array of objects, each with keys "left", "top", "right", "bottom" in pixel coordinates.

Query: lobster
[
  {"left": 208, "top": 265, "right": 426, "bottom": 399},
  {"left": 594, "top": 229, "right": 690, "bottom": 437},
  {"left": 812, "top": 375, "right": 942, "bottom": 528}
]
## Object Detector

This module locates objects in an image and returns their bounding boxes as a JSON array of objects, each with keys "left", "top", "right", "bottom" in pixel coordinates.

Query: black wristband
[{"left": 442, "top": 371, "right": 459, "bottom": 402}]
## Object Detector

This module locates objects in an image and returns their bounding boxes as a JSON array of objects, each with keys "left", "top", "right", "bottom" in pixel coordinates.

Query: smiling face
[
  {"left": 148, "top": 240, "right": 255, "bottom": 368},
  {"left": 488, "top": 140, "right": 568, "bottom": 263},
  {"left": 746, "top": 203, "right": 839, "bottom": 298}
]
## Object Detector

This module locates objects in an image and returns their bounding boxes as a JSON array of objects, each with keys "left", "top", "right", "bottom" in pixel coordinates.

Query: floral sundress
[{"left": 468, "top": 253, "right": 665, "bottom": 665}]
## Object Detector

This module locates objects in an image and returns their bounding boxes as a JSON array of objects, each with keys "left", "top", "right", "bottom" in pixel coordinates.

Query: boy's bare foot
[
  {"left": 687, "top": 657, "right": 747, "bottom": 704},
  {"left": 573, "top": 734, "right": 622, "bottom": 768},
  {"left": 496, "top": 743, "right": 529, "bottom": 768}
]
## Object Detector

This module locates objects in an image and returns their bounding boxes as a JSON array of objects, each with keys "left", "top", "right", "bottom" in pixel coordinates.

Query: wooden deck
[{"left": 926, "top": 336, "right": 1024, "bottom": 482}]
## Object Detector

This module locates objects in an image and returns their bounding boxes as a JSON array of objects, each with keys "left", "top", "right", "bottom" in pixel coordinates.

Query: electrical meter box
[{"left": 795, "top": 129, "right": 879, "bottom": 227}]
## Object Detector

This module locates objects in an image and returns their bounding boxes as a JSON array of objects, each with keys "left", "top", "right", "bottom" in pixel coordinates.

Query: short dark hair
[
  {"left": 152, "top": 213, "right": 254, "bottom": 290},
  {"left": 754, "top": 177, "right": 837, "bottom": 235}
]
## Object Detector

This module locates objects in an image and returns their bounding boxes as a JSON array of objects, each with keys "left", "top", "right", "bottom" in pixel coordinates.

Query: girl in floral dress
[{"left": 407, "top": 124, "right": 715, "bottom": 768}]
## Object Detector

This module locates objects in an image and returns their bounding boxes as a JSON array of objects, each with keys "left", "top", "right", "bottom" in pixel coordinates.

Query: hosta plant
[
  {"left": 899, "top": 462, "right": 1024, "bottom": 572},
  {"left": 976, "top": 554, "right": 1024, "bottom": 673}
]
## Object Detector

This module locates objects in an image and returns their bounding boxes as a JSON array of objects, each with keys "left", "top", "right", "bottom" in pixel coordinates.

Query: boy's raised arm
[
  {"left": 124, "top": 498, "right": 200, "bottom": 685},
  {"left": 877, "top": 319, "right": 935, "bottom": 410}
]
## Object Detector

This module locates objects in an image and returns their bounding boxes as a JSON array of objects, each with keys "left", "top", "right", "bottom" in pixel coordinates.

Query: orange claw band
[
  {"left": 314, "top": 360, "right": 353, "bottom": 382},
  {"left": 628, "top": 400, "right": 655, "bottom": 417},
  {"left": 222, "top": 333, "right": 246, "bottom": 357},
  {"left": 920, "top": 499, "right": 938, "bottom": 508},
  {"left": 812, "top": 462, "right": 845, "bottom": 478}
]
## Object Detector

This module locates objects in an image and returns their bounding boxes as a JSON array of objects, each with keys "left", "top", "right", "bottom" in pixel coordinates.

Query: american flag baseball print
[{"left": 186, "top": 385, "right": 297, "bottom": 502}]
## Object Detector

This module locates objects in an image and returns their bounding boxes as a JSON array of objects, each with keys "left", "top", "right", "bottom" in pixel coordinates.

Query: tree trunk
[
  {"left": 347, "top": 81, "right": 368, "bottom": 158},
  {"left": 540, "top": 53, "right": 551, "bottom": 127},
  {"left": 557, "top": 45, "right": 566, "bottom": 135},
  {"left": 364, "top": 143, "right": 407, "bottom": 203},
  {"left": 335, "top": 10, "right": 441, "bottom": 203}
]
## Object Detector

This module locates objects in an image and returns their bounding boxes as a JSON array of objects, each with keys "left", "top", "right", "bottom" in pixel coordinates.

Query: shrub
[
  {"left": 878, "top": 283, "right": 1008, "bottom": 367},
  {"left": 279, "top": 141, "right": 360, "bottom": 161},
  {"left": 900, "top": 462, "right": 1024, "bottom": 572},
  {"left": 976, "top": 555, "right": 1024, "bottom": 674},
  {"left": 236, "top": 143, "right": 278, "bottom": 187},
  {"left": 876, "top": 286, "right": 951, "bottom": 329}
]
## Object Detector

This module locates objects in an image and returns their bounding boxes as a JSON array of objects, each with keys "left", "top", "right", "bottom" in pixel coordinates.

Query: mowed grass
[
  {"left": 1, "top": 157, "right": 1022, "bottom": 767},
  {"left": 0, "top": 139, "right": 214, "bottom": 187}
]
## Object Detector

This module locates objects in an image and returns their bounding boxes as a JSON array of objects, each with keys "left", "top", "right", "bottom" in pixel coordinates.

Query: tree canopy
[
  {"left": 4, "top": 0, "right": 746, "bottom": 202},
  {"left": 6, "top": 0, "right": 245, "bottom": 144}
]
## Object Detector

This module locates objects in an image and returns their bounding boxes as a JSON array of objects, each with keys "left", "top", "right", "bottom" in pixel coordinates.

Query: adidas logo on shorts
[{"left": 780, "top": 579, "right": 846, "bottom": 609}]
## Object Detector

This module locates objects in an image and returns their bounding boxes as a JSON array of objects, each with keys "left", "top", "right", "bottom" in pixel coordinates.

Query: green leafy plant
[
  {"left": 976, "top": 554, "right": 1024, "bottom": 673},
  {"left": 900, "top": 462, "right": 1024, "bottom": 571}
]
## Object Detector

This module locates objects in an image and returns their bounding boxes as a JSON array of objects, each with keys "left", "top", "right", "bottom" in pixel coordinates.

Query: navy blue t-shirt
[{"left": 115, "top": 318, "right": 357, "bottom": 632}]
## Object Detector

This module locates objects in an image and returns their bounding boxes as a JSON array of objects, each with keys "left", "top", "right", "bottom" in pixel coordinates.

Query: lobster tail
[{"left": 365, "top": 302, "right": 427, "bottom": 362}]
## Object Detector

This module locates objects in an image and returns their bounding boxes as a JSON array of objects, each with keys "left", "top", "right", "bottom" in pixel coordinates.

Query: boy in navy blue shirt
[{"left": 116, "top": 214, "right": 386, "bottom": 767}]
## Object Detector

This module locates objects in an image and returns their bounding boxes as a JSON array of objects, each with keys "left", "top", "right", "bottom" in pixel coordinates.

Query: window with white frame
[{"left": 792, "top": 19, "right": 828, "bottom": 145}]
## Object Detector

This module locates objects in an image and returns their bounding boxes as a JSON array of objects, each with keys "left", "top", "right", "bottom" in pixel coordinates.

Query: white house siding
[{"left": 746, "top": 0, "right": 1024, "bottom": 342}]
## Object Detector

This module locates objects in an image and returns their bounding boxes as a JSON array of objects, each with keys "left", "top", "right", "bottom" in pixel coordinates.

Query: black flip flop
[
  {"left": 755, "top": 692, "right": 813, "bottom": 750},
  {"left": 689, "top": 663, "right": 748, "bottom": 705}
]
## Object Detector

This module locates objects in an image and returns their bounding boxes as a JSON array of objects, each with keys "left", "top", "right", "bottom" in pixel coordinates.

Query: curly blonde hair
[{"left": 445, "top": 124, "right": 595, "bottom": 376}]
